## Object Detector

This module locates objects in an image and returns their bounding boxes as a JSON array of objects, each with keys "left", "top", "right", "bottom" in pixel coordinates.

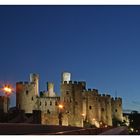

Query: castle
[{"left": 15, "top": 72, "right": 123, "bottom": 127}]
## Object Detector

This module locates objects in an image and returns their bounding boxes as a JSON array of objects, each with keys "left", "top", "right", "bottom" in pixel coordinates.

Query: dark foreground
[{"left": 0, "top": 123, "right": 129, "bottom": 135}]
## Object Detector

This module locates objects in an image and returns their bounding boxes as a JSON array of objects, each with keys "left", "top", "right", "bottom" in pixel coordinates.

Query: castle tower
[
  {"left": 30, "top": 73, "right": 39, "bottom": 96},
  {"left": 60, "top": 81, "right": 74, "bottom": 126},
  {"left": 83, "top": 89, "right": 101, "bottom": 128},
  {"left": 16, "top": 82, "right": 37, "bottom": 113},
  {"left": 100, "top": 94, "right": 107, "bottom": 125},
  {"left": 0, "top": 96, "right": 9, "bottom": 113},
  {"left": 111, "top": 97, "right": 123, "bottom": 122},
  {"left": 47, "top": 82, "right": 56, "bottom": 97},
  {"left": 61, "top": 72, "right": 71, "bottom": 83},
  {"left": 60, "top": 80, "right": 86, "bottom": 127},
  {"left": 105, "top": 95, "right": 112, "bottom": 126}
]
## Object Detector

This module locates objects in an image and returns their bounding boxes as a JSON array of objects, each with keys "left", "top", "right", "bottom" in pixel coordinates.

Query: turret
[
  {"left": 30, "top": 73, "right": 39, "bottom": 96},
  {"left": 61, "top": 72, "right": 71, "bottom": 83},
  {"left": 47, "top": 82, "right": 56, "bottom": 97}
]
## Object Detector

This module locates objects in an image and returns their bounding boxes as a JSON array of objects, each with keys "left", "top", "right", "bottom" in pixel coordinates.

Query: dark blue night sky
[{"left": 0, "top": 6, "right": 140, "bottom": 111}]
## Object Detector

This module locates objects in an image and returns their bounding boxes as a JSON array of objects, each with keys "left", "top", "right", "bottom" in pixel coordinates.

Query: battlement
[
  {"left": 115, "top": 97, "right": 122, "bottom": 102},
  {"left": 111, "top": 97, "right": 122, "bottom": 101},
  {"left": 101, "top": 94, "right": 111, "bottom": 98},
  {"left": 88, "top": 88, "right": 91, "bottom": 91},
  {"left": 82, "top": 89, "right": 99, "bottom": 96},
  {"left": 98, "top": 94, "right": 102, "bottom": 97},
  {"left": 16, "top": 81, "right": 34, "bottom": 85},
  {"left": 106, "top": 94, "right": 111, "bottom": 97},
  {"left": 93, "top": 89, "right": 98, "bottom": 93},
  {"left": 83, "top": 88, "right": 98, "bottom": 92},
  {"left": 115, "top": 97, "right": 122, "bottom": 100},
  {"left": 62, "top": 80, "right": 86, "bottom": 86}
]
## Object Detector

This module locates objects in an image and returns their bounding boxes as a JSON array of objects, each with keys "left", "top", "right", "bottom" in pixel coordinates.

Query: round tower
[
  {"left": 61, "top": 72, "right": 71, "bottom": 83},
  {"left": 16, "top": 82, "right": 36, "bottom": 113},
  {"left": 30, "top": 73, "right": 39, "bottom": 96}
]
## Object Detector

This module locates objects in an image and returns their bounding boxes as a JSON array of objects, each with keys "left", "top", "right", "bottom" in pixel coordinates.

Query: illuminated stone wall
[
  {"left": 100, "top": 95, "right": 107, "bottom": 124},
  {"left": 36, "top": 96, "right": 60, "bottom": 113},
  {"left": 83, "top": 89, "right": 101, "bottom": 126},
  {"left": 60, "top": 81, "right": 73, "bottom": 126},
  {"left": 41, "top": 112, "right": 59, "bottom": 125},
  {"left": 60, "top": 81, "right": 85, "bottom": 127},
  {"left": 105, "top": 95, "right": 112, "bottom": 126},
  {"left": 111, "top": 97, "right": 123, "bottom": 122},
  {"left": 73, "top": 82, "right": 85, "bottom": 127},
  {"left": 61, "top": 82, "right": 114, "bottom": 127},
  {"left": 16, "top": 82, "right": 37, "bottom": 113}
]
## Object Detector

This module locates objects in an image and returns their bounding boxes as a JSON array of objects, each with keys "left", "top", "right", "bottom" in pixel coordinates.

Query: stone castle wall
[
  {"left": 36, "top": 96, "right": 60, "bottom": 113},
  {"left": 60, "top": 81, "right": 85, "bottom": 127},
  {"left": 104, "top": 95, "right": 112, "bottom": 126},
  {"left": 15, "top": 73, "right": 123, "bottom": 127},
  {"left": 111, "top": 97, "right": 123, "bottom": 122},
  {"left": 83, "top": 89, "right": 101, "bottom": 126}
]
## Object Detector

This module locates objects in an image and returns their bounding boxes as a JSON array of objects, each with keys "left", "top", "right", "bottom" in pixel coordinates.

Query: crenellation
[
  {"left": 63, "top": 81, "right": 68, "bottom": 84},
  {"left": 16, "top": 81, "right": 24, "bottom": 84},
  {"left": 92, "top": 89, "right": 98, "bottom": 92},
  {"left": 98, "top": 94, "right": 101, "bottom": 96},
  {"left": 106, "top": 94, "right": 111, "bottom": 97}
]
